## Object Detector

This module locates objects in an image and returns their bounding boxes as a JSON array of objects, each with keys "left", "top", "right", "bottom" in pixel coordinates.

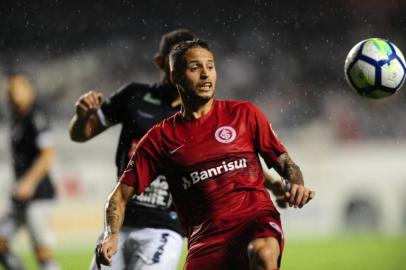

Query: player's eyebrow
[{"left": 187, "top": 59, "right": 214, "bottom": 64}]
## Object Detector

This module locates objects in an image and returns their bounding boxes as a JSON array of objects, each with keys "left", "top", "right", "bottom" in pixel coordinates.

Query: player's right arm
[
  {"left": 97, "top": 182, "right": 134, "bottom": 266},
  {"left": 96, "top": 126, "right": 163, "bottom": 267},
  {"left": 247, "top": 102, "right": 315, "bottom": 209},
  {"left": 69, "top": 90, "right": 106, "bottom": 142}
]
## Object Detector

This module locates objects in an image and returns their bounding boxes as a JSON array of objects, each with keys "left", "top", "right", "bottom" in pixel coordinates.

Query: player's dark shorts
[{"left": 184, "top": 212, "right": 284, "bottom": 270}]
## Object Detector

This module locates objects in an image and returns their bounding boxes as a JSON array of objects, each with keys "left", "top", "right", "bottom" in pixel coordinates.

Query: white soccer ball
[{"left": 344, "top": 38, "right": 406, "bottom": 99}]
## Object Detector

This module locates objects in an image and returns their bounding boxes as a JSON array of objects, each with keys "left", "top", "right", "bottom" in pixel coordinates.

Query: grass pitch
[{"left": 11, "top": 234, "right": 406, "bottom": 270}]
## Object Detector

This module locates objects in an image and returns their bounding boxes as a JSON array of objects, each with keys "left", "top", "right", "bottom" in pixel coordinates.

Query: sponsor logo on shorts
[
  {"left": 151, "top": 233, "right": 169, "bottom": 264},
  {"left": 215, "top": 126, "right": 236, "bottom": 144},
  {"left": 182, "top": 158, "right": 247, "bottom": 190},
  {"left": 269, "top": 221, "right": 284, "bottom": 239}
]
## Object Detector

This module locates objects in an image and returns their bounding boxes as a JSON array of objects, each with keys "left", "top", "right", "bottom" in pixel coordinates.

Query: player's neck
[{"left": 181, "top": 98, "right": 214, "bottom": 120}]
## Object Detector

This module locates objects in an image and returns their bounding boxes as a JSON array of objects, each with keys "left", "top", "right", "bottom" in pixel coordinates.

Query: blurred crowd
[{"left": 1, "top": 0, "right": 405, "bottom": 140}]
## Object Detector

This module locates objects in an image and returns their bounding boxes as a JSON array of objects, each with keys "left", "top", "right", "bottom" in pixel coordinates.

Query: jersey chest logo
[{"left": 214, "top": 126, "right": 236, "bottom": 144}]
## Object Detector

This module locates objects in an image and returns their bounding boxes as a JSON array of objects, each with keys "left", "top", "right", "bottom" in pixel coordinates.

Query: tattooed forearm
[
  {"left": 285, "top": 158, "right": 304, "bottom": 185},
  {"left": 274, "top": 152, "right": 304, "bottom": 186},
  {"left": 104, "top": 195, "right": 125, "bottom": 236}
]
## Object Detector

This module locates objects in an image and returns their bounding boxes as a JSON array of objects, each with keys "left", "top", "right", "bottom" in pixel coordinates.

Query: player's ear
[{"left": 155, "top": 54, "right": 165, "bottom": 70}]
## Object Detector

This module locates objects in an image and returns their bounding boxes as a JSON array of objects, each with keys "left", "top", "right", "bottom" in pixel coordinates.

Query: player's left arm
[
  {"left": 273, "top": 152, "right": 315, "bottom": 208},
  {"left": 14, "top": 146, "right": 56, "bottom": 201}
]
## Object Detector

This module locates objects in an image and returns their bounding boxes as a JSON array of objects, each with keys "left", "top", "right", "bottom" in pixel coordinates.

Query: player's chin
[{"left": 196, "top": 90, "right": 214, "bottom": 100}]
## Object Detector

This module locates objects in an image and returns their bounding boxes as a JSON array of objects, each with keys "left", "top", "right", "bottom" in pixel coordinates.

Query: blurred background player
[
  {"left": 0, "top": 74, "right": 60, "bottom": 270},
  {"left": 98, "top": 39, "right": 315, "bottom": 270},
  {"left": 69, "top": 29, "right": 197, "bottom": 270}
]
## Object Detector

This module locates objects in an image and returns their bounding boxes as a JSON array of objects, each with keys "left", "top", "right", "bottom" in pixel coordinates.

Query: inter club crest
[{"left": 214, "top": 126, "right": 236, "bottom": 144}]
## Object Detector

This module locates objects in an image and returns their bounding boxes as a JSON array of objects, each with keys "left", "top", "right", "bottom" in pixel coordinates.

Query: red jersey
[{"left": 120, "top": 99, "right": 286, "bottom": 259}]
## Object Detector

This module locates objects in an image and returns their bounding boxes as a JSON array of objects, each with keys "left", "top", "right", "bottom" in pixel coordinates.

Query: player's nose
[{"left": 200, "top": 67, "right": 209, "bottom": 79}]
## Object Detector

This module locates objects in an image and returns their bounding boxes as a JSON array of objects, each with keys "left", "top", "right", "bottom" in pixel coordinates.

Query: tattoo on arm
[
  {"left": 104, "top": 194, "right": 125, "bottom": 236},
  {"left": 274, "top": 153, "right": 304, "bottom": 186}
]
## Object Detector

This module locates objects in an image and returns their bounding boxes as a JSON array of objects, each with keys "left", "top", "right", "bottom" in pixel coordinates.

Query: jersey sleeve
[
  {"left": 246, "top": 103, "right": 286, "bottom": 168},
  {"left": 119, "top": 126, "right": 163, "bottom": 195},
  {"left": 100, "top": 83, "right": 134, "bottom": 126}
]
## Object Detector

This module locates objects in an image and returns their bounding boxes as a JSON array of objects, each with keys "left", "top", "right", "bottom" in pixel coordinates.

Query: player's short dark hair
[
  {"left": 158, "top": 29, "right": 196, "bottom": 57},
  {"left": 169, "top": 39, "right": 211, "bottom": 73}
]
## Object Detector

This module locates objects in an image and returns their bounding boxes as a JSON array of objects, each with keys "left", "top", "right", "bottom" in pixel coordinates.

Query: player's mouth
[{"left": 197, "top": 82, "right": 212, "bottom": 91}]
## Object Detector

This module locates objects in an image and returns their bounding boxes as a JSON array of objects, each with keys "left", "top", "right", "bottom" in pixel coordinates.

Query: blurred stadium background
[{"left": 1, "top": 0, "right": 406, "bottom": 269}]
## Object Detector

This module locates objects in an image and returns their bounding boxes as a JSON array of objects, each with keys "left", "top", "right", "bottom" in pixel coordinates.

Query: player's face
[
  {"left": 178, "top": 47, "right": 217, "bottom": 101},
  {"left": 7, "top": 76, "right": 35, "bottom": 115}
]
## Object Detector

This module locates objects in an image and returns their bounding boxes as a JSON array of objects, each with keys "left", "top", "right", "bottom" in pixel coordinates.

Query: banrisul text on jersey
[{"left": 182, "top": 158, "right": 247, "bottom": 190}]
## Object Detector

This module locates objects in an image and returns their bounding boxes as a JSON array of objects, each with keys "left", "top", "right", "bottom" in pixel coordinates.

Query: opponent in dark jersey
[
  {"left": 98, "top": 40, "right": 315, "bottom": 270},
  {"left": 69, "top": 29, "right": 196, "bottom": 270},
  {"left": 10, "top": 105, "right": 56, "bottom": 200},
  {"left": 99, "top": 82, "right": 183, "bottom": 233},
  {"left": 0, "top": 74, "right": 60, "bottom": 270}
]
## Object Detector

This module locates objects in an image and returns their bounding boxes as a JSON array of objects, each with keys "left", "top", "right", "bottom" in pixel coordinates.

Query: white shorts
[
  {"left": 0, "top": 200, "right": 56, "bottom": 248},
  {"left": 90, "top": 227, "right": 183, "bottom": 270}
]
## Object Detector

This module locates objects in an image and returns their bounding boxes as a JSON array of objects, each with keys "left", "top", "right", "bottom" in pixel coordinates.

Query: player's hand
[
  {"left": 284, "top": 183, "right": 315, "bottom": 208},
  {"left": 75, "top": 90, "right": 103, "bottom": 119},
  {"left": 13, "top": 179, "right": 36, "bottom": 201},
  {"left": 95, "top": 234, "right": 118, "bottom": 267}
]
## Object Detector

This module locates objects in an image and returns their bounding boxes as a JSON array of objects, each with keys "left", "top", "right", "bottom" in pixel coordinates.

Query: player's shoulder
[
  {"left": 138, "top": 114, "right": 176, "bottom": 147},
  {"left": 156, "top": 112, "right": 179, "bottom": 130},
  {"left": 144, "top": 112, "right": 179, "bottom": 140},
  {"left": 216, "top": 99, "right": 259, "bottom": 113}
]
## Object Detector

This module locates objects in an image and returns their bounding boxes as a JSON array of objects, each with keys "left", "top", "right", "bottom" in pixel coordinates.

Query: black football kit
[
  {"left": 100, "top": 82, "right": 182, "bottom": 234},
  {"left": 10, "top": 105, "right": 56, "bottom": 203}
]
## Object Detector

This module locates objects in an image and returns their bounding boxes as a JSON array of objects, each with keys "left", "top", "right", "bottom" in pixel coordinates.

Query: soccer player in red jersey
[{"left": 97, "top": 39, "right": 315, "bottom": 270}]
